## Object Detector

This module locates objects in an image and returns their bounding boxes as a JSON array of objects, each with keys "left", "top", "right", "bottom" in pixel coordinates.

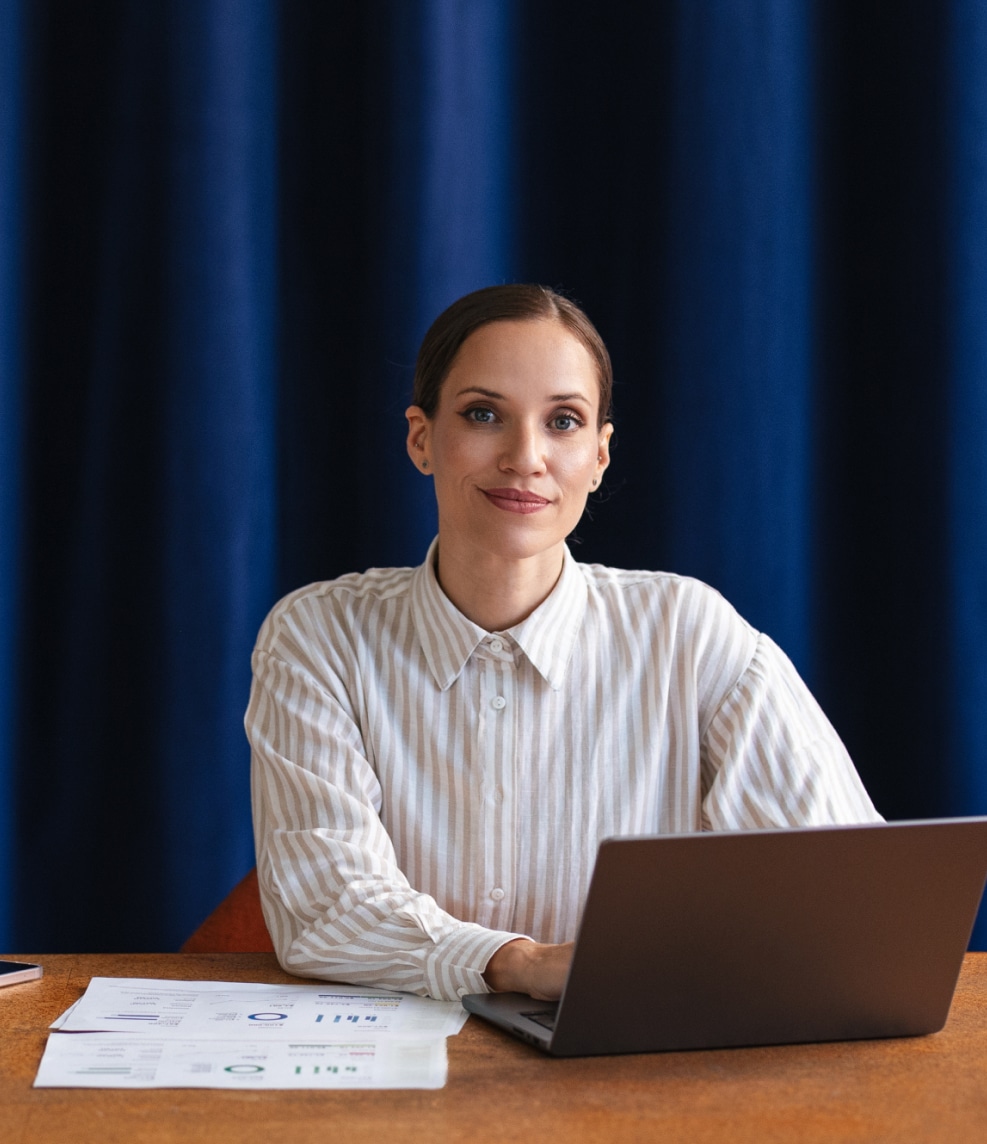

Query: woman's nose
[{"left": 500, "top": 423, "right": 547, "bottom": 474}]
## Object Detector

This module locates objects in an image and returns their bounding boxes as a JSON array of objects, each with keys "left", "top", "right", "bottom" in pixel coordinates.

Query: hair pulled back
[{"left": 412, "top": 284, "right": 613, "bottom": 428}]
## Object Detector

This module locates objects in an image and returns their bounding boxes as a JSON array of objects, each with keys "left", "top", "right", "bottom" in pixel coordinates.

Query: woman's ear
[
  {"left": 594, "top": 422, "right": 614, "bottom": 484},
  {"left": 405, "top": 406, "right": 432, "bottom": 473}
]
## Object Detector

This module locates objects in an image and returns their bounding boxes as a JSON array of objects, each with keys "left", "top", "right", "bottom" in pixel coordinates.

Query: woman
[{"left": 247, "top": 284, "right": 880, "bottom": 1003}]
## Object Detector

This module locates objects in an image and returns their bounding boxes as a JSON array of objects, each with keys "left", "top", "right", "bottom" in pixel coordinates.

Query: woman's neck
[{"left": 433, "top": 540, "right": 565, "bottom": 632}]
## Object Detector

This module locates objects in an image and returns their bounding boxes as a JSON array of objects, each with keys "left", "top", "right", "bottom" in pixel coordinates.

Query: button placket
[{"left": 479, "top": 646, "right": 516, "bottom": 925}]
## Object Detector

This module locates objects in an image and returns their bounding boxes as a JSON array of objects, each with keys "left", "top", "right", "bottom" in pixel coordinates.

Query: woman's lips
[{"left": 481, "top": 487, "right": 551, "bottom": 514}]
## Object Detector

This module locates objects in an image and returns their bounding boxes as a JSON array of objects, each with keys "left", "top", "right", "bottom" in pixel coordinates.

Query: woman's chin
[{"left": 466, "top": 526, "right": 569, "bottom": 566}]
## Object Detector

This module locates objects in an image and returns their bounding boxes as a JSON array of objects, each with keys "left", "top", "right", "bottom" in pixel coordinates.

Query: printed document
[
  {"left": 35, "top": 1032, "right": 447, "bottom": 1089},
  {"left": 36, "top": 977, "right": 468, "bottom": 1090}
]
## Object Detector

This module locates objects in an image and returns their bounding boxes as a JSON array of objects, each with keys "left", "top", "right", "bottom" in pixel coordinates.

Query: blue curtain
[
  {"left": 2, "top": 0, "right": 987, "bottom": 952},
  {"left": 0, "top": 0, "right": 26, "bottom": 945}
]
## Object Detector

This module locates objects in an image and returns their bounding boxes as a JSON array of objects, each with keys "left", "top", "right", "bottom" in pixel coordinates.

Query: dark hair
[{"left": 412, "top": 284, "right": 614, "bottom": 428}]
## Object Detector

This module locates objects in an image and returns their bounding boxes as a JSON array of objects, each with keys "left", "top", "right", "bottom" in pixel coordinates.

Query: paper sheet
[
  {"left": 51, "top": 977, "right": 467, "bottom": 1039},
  {"left": 34, "top": 1032, "right": 447, "bottom": 1089},
  {"left": 37, "top": 977, "right": 467, "bottom": 1089}
]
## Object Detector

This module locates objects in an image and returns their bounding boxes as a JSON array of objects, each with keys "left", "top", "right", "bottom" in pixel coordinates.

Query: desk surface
[{"left": 2, "top": 952, "right": 987, "bottom": 1143}]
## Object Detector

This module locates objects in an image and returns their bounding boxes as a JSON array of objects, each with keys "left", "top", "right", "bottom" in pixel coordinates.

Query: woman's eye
[
  {"left": 551, "top": 413, "right": 583, "bottom": 432},
  {"left": 466, "top": 407, "right": 496, "bottom": 424}
]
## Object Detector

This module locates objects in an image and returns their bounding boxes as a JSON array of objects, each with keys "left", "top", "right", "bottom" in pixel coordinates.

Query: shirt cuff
[{"left": 422, "top": 922, "right": 530, "bottom": 1001}]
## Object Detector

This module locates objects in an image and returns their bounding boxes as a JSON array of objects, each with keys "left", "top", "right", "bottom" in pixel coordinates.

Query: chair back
[{"left": 180, "top": 867, "right": 275, "bottom": 953}]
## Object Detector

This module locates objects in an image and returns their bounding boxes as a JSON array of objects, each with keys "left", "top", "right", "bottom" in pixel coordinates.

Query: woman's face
[{"left": 405, "top": 319, "right": 612, "bottom": 567}]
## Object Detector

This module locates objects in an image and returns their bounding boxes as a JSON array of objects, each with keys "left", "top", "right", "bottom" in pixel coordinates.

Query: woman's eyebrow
[
  {"left": 455, "top": 386, "right": 504, "bottom": 399},
  {"left": 454, "top": 386, "right": 591, "bottom": 403},
  {"left": 548, "top": 392, "right": 591, "bottom": 404}
]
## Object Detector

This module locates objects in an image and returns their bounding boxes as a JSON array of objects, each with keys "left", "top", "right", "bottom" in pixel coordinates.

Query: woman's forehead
[{"left": 444, "top": 320, "right": 600, "bottom": 396}]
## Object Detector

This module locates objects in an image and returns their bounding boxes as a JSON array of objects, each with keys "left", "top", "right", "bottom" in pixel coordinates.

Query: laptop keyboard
[{"left": 521, "top": 1009, "right": 557, "bottom": 1031}]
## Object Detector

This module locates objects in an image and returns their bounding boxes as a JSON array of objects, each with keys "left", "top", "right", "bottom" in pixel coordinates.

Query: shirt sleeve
[
  {"left": 699, "top": 632, "right": 883, "bottom": 830},
  {"left": 247, "top": 627, "right": 527, "bottom": 1002}
]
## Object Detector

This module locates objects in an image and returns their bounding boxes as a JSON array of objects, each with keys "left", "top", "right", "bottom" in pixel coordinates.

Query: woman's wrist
[{"left": 483, "top": 938, "right": 535, "bottom": 993}]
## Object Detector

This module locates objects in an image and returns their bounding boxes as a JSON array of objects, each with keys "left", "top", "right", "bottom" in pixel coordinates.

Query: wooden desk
[{"left": 2, "top": 953, "right": 987, "bottom": 1143}]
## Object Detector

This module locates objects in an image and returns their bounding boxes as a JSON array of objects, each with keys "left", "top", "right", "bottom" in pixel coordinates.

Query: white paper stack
[{"left": 36, "top": 977, "right": 468, "bottom": 1090}]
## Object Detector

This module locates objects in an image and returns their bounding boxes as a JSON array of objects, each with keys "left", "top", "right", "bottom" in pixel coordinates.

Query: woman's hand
[{"left": 482, "top": 938, "right": 574, "bottom": 1000}]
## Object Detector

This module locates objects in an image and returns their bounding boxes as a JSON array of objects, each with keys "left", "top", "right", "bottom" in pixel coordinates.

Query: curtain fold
[
  {"left": 3, "top": 1, "right": 987, "bottom": 951},
  {"left": 10, "top": 0, "right": 277, "bottom": 948},
  {"left": 947, "top": 2, "right": 987, "bottom": 824},
  {"left": 652, "top": 1, "right": 815, "bottom": 667},
  {"left": 0, "top": 0, "right": 27, "bottom": 947}
]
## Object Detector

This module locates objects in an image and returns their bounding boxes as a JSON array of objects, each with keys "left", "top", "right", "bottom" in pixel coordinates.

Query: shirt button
[
  {"left": 490, "top": 696, "right": 506, "bottom": 710},
  {"left": 490, "top": 887, "right": 505, "bottom": 902},
  {"left": 489, "top": 638, "right": 504, "bottom": 652}
]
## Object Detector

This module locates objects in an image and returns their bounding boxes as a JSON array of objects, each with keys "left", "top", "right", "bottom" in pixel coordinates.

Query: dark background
[{"left": 2, "top": 0, "right": 986, "bottom": 951}]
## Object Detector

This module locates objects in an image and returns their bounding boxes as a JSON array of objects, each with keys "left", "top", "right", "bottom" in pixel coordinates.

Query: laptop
[{"left": 461, "top": 818, "right": 987, "bottom": 1056}]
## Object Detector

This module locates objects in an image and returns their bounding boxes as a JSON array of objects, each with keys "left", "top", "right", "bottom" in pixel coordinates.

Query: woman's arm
[
  {"left": 482, "top": 938, "right": 573, "bottom": 999},
  {"left": 700, "top": 633, "right": 882, "bottom": 829},
  {"left": 248, "top": 645, "right": 528, "bottom": 1001}
]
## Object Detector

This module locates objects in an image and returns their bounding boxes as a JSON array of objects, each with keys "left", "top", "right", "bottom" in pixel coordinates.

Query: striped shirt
[{"left": 247, "top": 539, "right": 881, "bottom": 1001}]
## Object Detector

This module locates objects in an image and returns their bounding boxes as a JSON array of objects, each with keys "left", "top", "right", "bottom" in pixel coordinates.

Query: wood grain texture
[{"left": 2, "top": 952, "right": 986, "bottom": 1143}]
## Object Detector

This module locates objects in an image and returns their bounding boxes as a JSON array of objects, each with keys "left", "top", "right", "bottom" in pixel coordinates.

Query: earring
[
  {"left": 422, "top": 460, "right": 429, "bottom": 470},
  {"left": 591, "top": 477, "right": 598, "bottom": 487}
]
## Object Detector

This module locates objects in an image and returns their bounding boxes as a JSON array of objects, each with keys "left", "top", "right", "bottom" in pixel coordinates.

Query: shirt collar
[
  {"left": 410, "top": 538, "right": 588, "bottom": 692},
  {"left": 507, "top": 546, "right": 587, "bottom": 690},
  {"left": 411, "top": 539, "right": 487, "bottom": 691}
]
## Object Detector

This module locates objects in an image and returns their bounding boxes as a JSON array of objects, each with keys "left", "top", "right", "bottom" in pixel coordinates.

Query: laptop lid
[{"left": 463, "top": 818, "right": 987, "bottom": 1057}]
